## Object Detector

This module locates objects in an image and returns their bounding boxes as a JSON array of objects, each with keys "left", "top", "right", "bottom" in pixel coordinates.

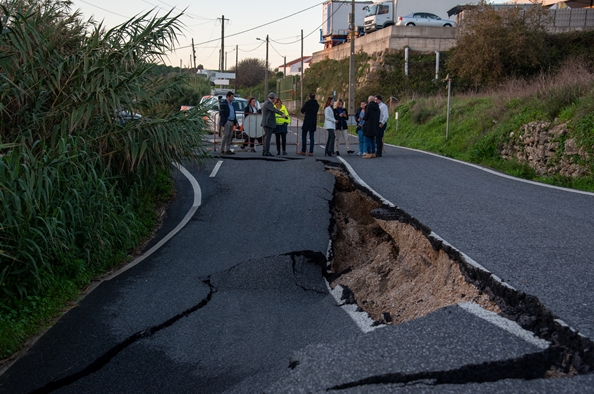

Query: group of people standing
[
  {"left": 260, "top": 92, "right": 289, "bottom": 157},
  {"left": 220, "top": 90, "right": 388, "bottom": 158},
  {"left": 219, "top": 91, "right": 289, "bottom": 156},
  {"left": 314, "top": 96, "right": 355, "bottom": 157},
  {"left": 320, "top": 93, "right": 388, "bottom": 158},
  {"left": 353, "top": 94, "right": 388, "bottom": 158}
]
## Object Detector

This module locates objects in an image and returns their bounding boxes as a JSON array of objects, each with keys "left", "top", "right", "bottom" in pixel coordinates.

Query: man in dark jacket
[
  {"left": 363, "top": 95, "right": 380, "bottom": 158},
  {"left": 219, "top": 91, "right": 238, "bottom": 154},
  {"left": 261, "top": 92, "right": 287, "bottom": 157},
  {"left": 299, "top": 93, "right": 319, "bottom": 155}
]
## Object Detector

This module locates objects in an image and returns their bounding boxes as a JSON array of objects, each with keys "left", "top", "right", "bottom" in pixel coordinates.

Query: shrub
[{"left": 447, "top": 1, "right": 549, "bottom": 88}]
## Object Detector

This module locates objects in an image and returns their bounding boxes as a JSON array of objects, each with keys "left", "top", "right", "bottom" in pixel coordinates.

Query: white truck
[
  {"left": 363, "top": 0, "right": 461, "bottom": 33},
  {"left": 321, "top": 0, "right": 373, "bottom": 48}
]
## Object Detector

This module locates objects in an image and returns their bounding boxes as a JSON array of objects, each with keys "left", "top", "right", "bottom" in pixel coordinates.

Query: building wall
[{"left": 311, "top": 26, "right": 458, "bottom": 63}]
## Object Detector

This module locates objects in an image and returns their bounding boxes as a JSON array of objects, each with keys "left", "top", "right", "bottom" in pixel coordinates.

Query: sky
[
  {"left": 72, "top": 0, "right": 508, "bottom": 72},
  {"left": 72, "top": 0, "right": 327, "bottom": 71}
]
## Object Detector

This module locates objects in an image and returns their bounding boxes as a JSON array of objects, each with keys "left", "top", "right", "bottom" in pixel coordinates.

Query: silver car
[
  {"left": 396, "top": 12, "right": 457, "bottom": 27},
  {"left": 201, "top": 95, "right": 248, "bottom": 134}
]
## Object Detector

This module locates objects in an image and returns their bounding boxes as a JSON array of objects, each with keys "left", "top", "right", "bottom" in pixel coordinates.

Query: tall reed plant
[{"left": 0, "top": 0, "right": 210, "bottom": 299}]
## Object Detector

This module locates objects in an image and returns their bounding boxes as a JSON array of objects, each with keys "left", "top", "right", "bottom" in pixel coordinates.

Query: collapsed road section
[{"left": 324, "top": 161, "right": 594, "bottom": 378}]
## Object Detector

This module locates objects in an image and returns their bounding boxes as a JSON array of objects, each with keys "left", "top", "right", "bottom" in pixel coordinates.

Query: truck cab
[{"left": 363, "top": 1, "right": 394, "bottom": 33}]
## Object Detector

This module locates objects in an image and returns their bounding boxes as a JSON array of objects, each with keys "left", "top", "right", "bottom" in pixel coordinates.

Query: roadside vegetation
[
  {"left": 388, "top": 62, "right": 594, "bottom": 191},
  {"left": 303, "top": 0, "right": 594, "bottom": 191},
  {"left": 0, "top": 0, "right": 209, "bottom": 360}
]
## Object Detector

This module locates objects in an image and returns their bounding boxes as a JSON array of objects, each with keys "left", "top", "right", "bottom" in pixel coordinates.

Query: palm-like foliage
[{"left": 0, "top": 0, "right": 209, "bottom": 297}]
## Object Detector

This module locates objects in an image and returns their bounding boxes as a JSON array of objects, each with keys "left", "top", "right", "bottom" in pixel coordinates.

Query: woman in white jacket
[{"left": 323, "top": 97, "right": 337, "bottom": 156}]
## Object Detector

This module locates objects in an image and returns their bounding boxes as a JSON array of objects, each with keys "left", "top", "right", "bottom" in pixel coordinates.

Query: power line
[
  {"left": 178, "top": 1, "right": 324, "bottom": 50},
  {"left": 268, "top": 2, "right": 346, "bottom": 45},
  {"left": 78, "top": 0, "right": 130, "bottom": 18},
  {"left": 154, "top": 0, "right": 216, "bottom": 20},
  {"left": 238, "top": 42, "right": 266, "bottom": 53},
  {"left": 268, "top": 41, "right": 284, "bottom": 58}
]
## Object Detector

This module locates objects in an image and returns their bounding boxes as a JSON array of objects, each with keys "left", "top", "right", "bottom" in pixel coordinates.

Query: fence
[
  {"left": 547, "top": 8, "right": 594, "bottom": 31},
  {"left": 276, "top": 75, "right": 300, "bottom": 103}
]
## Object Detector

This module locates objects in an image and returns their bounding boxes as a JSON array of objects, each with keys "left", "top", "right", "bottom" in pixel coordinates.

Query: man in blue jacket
[{"left": 219, "top": 91, "right": 238, "bottom": 154}]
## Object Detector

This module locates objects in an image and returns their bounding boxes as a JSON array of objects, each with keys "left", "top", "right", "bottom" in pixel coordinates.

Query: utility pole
[
  {"left": 348, "top": 0, "right": 356, "bottom": 122},
  {"left": 235, "top": 44, "right": 238, "bottom": 91},
  {"left": 219, "top": 15, "right": 228, "bottom": 72},
  {"left": 257, "top": 36, "right": 270, "bottom": 96},
  {"left": 264, "top": 35, "right": 269, "bottom": 98},
  {"left": 192, "top": 38, "right": 196, "bottom": 71},
  {"left": 444, "top": 74, "right": 452, "bottom": 141},
  {"left": 192, "top": 38, "right": 197, "bottom": 82},
  {"left": 300, "top": 29, "right": 304, "bottom": 107},
  {"left": 283, "top": 56, "right": 286, "bottom": 77}
]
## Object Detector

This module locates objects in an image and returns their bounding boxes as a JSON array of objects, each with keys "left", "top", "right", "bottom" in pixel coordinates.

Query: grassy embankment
[{"left": 381, "top": 66, "right": 594, "bottom": 192}]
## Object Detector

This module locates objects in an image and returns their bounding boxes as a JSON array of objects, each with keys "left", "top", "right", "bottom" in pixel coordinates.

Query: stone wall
[
  {"left": 501, "top": 121, "right": 590, "bottom": 178},
  {"left": 311, "top": 26, "right": 458, "bottom": 64}
]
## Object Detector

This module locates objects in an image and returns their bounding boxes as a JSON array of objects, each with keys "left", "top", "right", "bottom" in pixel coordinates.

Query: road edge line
[
  {"left": 386, "top": 144, "right": 594, "bottom": 197},
  {"left": 105, "top": 162, "right": 202, "bottom": 280}
]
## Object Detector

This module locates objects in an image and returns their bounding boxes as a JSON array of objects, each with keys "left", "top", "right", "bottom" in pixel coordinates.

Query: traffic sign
[{"left": 215, "top": 72, "right": 235, "bottom": 79}]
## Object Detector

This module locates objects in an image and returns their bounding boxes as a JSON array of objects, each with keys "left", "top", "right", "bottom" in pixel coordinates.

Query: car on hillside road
[{"left": 396, "top": 13, "right": 457, "bottom": 27}]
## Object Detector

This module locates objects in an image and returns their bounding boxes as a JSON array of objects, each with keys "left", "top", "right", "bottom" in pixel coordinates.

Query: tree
[
  {"left": 447, "top": 0, "right": 550, "bottom": 89},
  {"left": 230, "top": 57, "right": 267, "bottom": 87}
]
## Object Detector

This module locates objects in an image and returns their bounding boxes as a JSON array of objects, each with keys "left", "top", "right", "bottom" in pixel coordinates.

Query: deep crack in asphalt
[
  {"left": 328, "top": 347, "right": 560, "bottom": 391},
  {"left": 29, "top": 278, "right": 217, "bottom": 394},
  {"left": 322, "top": 162, "right": 594, "bottom": 387}
]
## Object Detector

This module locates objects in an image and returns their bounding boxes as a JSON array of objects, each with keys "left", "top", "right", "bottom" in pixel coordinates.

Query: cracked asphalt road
[{"left": 2, "top": 146, "right": 594, "bottom": 392}]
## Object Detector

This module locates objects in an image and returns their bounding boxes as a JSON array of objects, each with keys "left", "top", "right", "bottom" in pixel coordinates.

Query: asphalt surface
[
  {"left": 1, "top": 133, "right": 594, "bottom": 393},
  {"left": 340, "top": 145, "right": 594, "bottom": 340}
]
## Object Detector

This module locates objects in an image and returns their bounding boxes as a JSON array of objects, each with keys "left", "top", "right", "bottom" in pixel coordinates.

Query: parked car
[
  {"left": 115, "top": 109, "right": 142, "bottom": 124},
  {"left": 200, "top": 95, "right": 249, "bottom": 134},
  {"left": 395, "top": 12, "right": 457, "bottom": 27}
]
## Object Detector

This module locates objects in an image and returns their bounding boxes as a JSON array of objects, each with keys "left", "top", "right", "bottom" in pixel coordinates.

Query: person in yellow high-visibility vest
[{"left": 274, "top": 98, "right": 290, "bottom": 155}]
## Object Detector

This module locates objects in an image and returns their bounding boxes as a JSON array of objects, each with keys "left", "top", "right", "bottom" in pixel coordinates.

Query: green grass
[
  {"left": 0, "top": 170, "right": 173, "bottom": 359},
  {"left": 385, "top": 92, "right": 594, "bottom": 193}
]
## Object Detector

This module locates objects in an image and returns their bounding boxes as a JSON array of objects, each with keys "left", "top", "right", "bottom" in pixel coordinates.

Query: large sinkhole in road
[{"left": 324, "top": 163, "right": 594, "bottom": 377}]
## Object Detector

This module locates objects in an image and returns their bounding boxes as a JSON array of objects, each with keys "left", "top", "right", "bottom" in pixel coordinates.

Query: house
[{"left": 277, "top": 56, "right": 312, "bottom": 76}]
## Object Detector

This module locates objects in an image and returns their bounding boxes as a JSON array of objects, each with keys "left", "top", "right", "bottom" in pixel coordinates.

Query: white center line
[{"left": 210, "top": 160, "right": 223, "bottom": 178}]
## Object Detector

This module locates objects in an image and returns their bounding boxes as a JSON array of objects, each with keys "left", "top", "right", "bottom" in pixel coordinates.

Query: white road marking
[
  {"left": 337, "top": 157, "right": 396, "bottom": 208},
  {"left": 387, "top": 144, "right": 594, "bottom": 197},
  {"left": 458, "top": 302, "right": 550, "bottom": 349},
  {"left": 210, "top": 160, "right": 223, "bottom": 178},
  {"left": 106, "top": 163, "right": 202, "bottom": 280},
  {"left": 326, "top": 239, "right": 383, "bottom": 333},
  {"left": 327, "top": 282, "right": 382, "bottom": 333}
]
